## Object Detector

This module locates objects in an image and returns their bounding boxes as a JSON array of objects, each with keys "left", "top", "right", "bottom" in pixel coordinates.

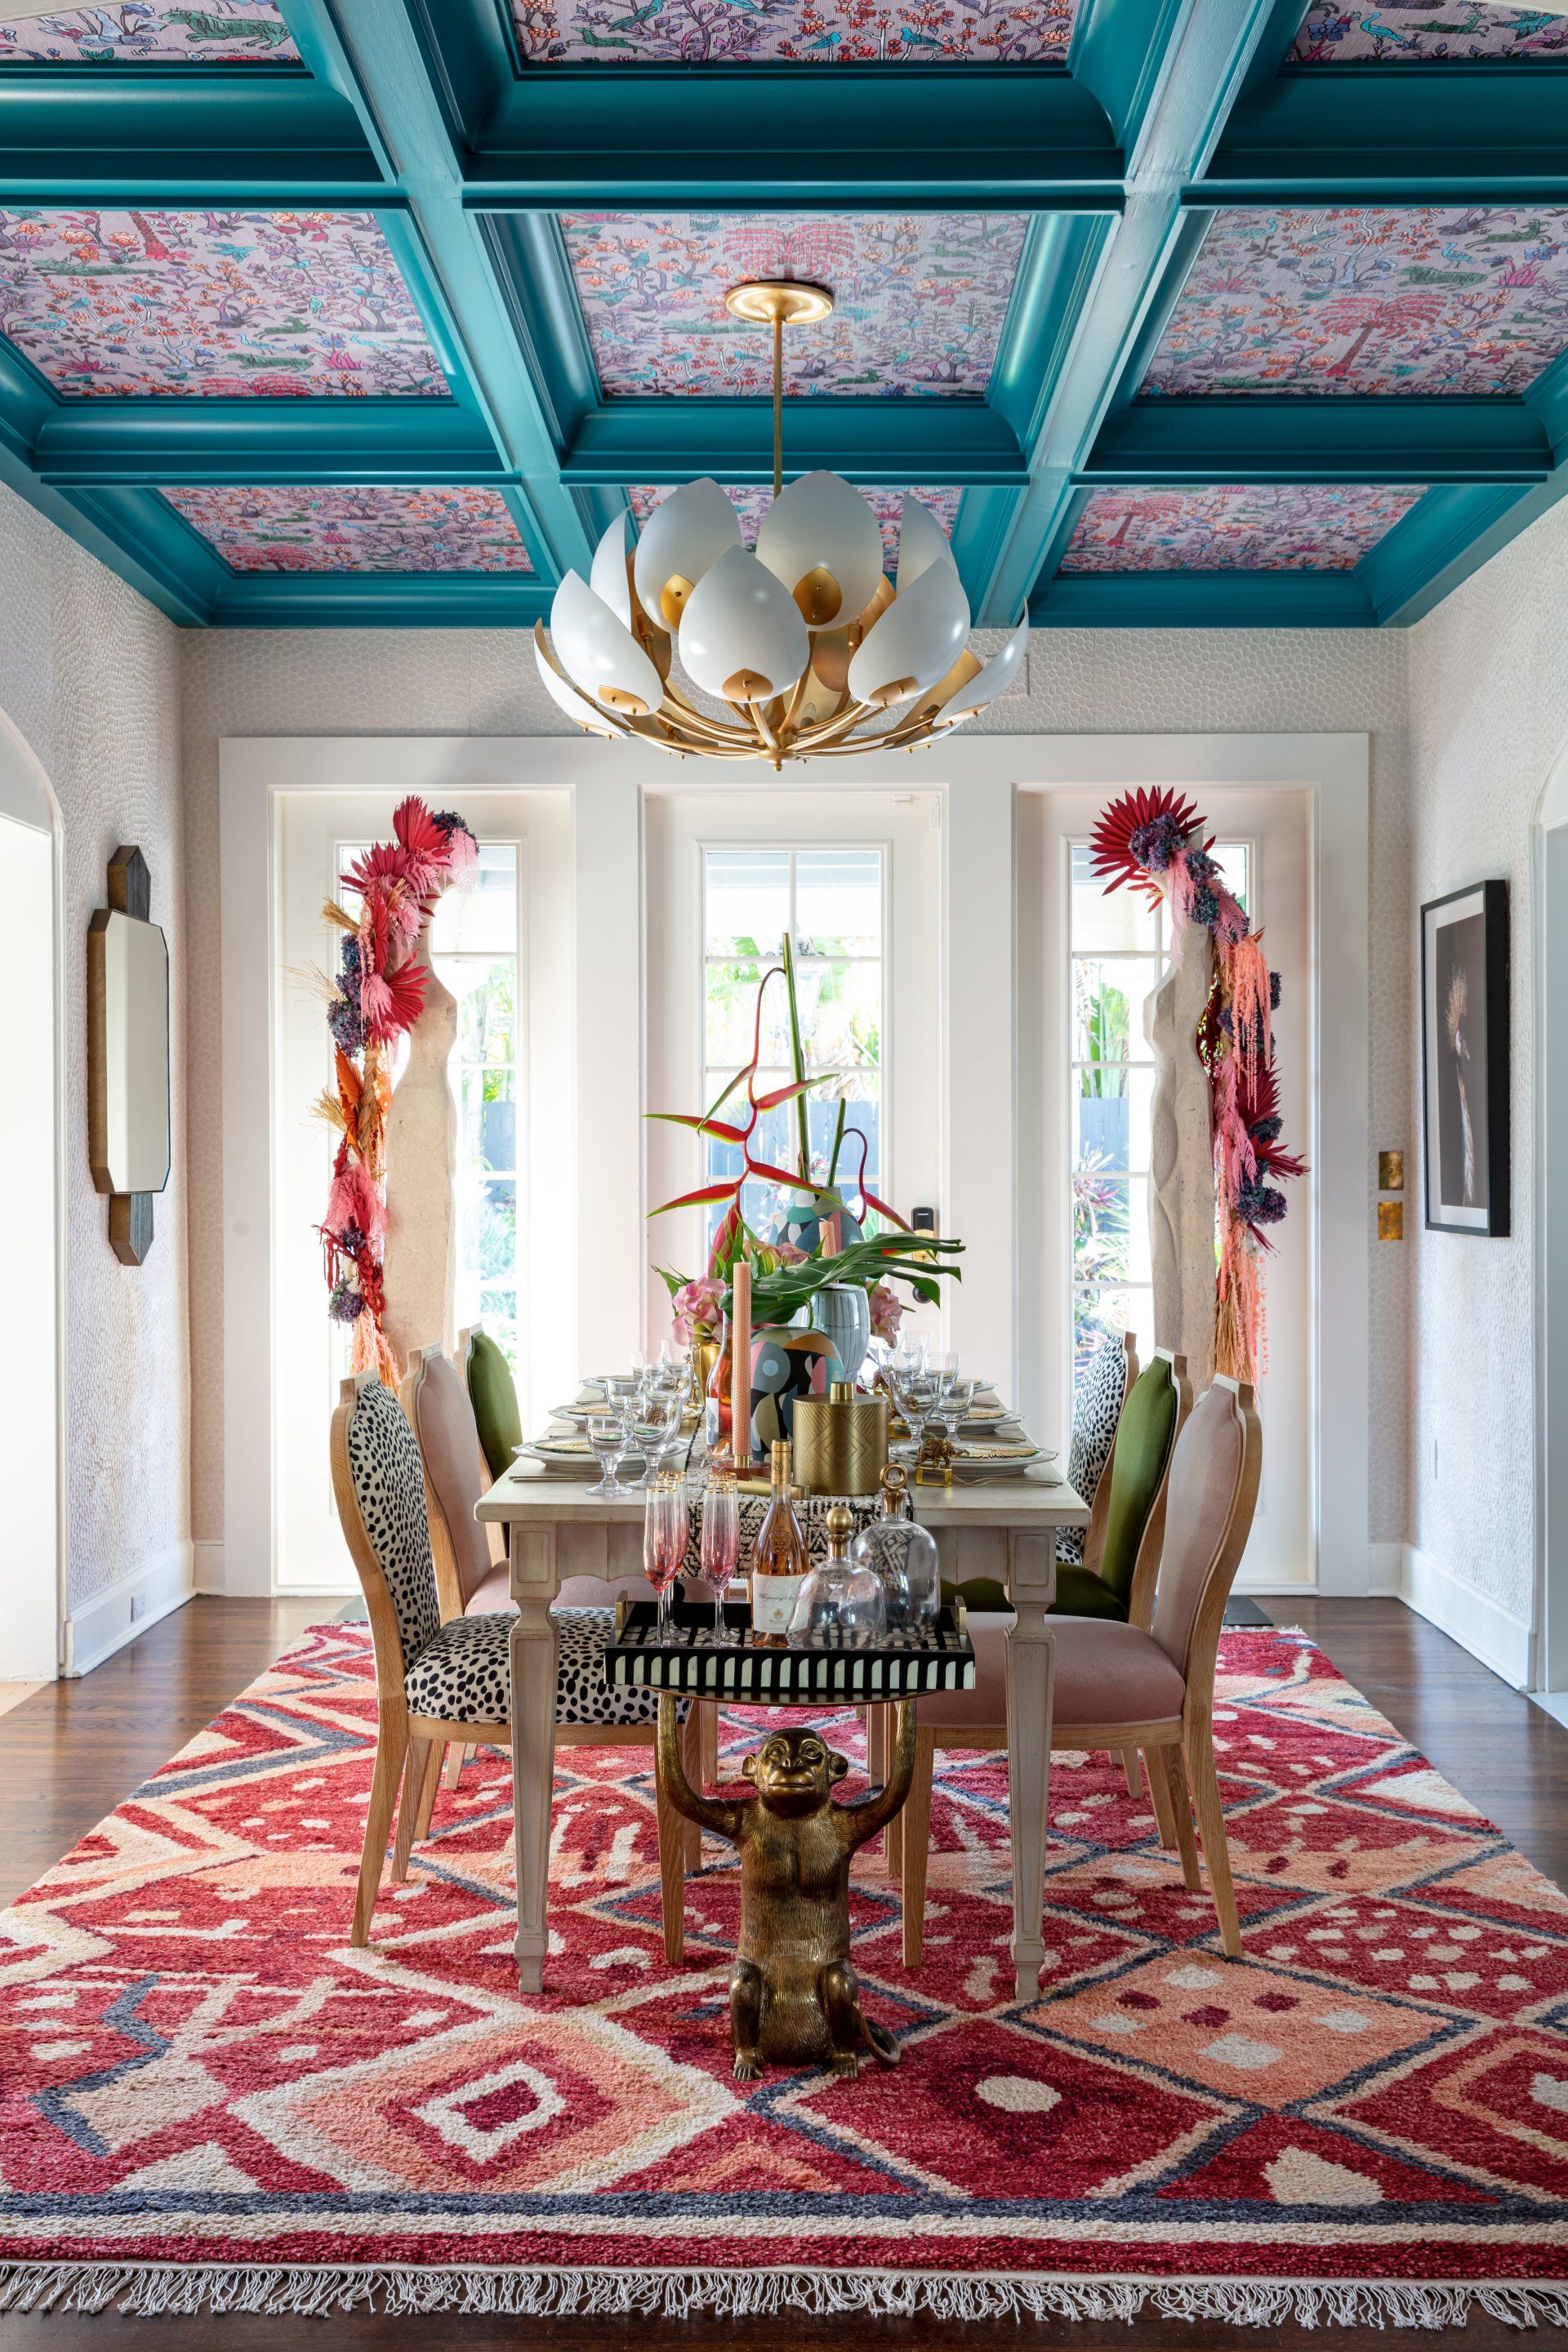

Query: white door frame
[
  {"left": 219, "top": 732, "right": 1368, "bottom": 1600},
  {"left": 0, "top": 708, "right": 68, "bottom": 1677},
  {"left": 1531, "top": 730, "right": 1568, "bottom": 1693}
]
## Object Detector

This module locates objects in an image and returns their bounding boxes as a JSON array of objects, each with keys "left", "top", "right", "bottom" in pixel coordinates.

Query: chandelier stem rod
[{"left": 773, "top": 310, "right": 783, "bottom": 501}]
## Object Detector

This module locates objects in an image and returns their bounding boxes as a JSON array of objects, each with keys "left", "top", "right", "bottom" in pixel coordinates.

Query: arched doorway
[{"left": 0, "top": 709, "right": 65, "bottom": 1683}]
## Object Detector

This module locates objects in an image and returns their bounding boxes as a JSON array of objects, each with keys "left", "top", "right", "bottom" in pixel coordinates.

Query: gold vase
[{"left": 693, "top": 1338, "right": 720, "bottom": 1419}]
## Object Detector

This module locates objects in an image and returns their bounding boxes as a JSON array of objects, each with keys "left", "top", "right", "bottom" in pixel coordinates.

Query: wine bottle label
[{"left": 751, "top": 1573, "right": 804, "bottom": 1637}]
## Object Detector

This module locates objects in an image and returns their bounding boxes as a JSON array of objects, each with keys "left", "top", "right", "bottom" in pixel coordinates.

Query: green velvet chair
[{"left": 461, "top": 1324, "right": 523, "bottom": 1485}]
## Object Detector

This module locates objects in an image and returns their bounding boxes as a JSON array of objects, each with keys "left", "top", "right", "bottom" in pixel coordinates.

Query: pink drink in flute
[
  {"left": 701, "top": 1463, "right": 740, "bottom": 1645},
  {"left": 644, "top": 1475, "right": 686, "bottom": 1641}
]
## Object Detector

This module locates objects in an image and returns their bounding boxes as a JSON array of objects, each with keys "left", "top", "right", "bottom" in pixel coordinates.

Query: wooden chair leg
[
  {"left": 868, "top": 1705, "right": 901, "bottom": 1877},
  {"left": 677, "top": 1706, "right": 703, "bottom": 1873},
  {"left": 653, "top": 1748, "right": 687, "bottom": 1967},
  {"left": 443, "top": 1742, "right": 472, "bottom": 1792},
  {"left": 899, "top": 1728, "right": 938, "bottom": 1970},
  {"left": 390, "top": 1737, "right": 430, "bottom": 1884},
  {"left": 1120, "top": 1748, "right": 1142, "bottom": 1801},
  {"left": 1144, "top": 1748, "right": 1178, "bottom": 1849},
  {"left": 1183, "top": 1720, "right": 1242, "bottom": 1958},
  {"left": 1158, "top": 1744, "right": 1202, "bottom": 1893},
  {"left": 414, "top": 1737, "right": 443, "bottom": 1842},
  {"left": 353, "top": 1720, "right": 408, "bottom": 1947}
]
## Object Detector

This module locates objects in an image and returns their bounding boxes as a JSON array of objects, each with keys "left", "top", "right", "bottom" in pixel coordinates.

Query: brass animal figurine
[{"left": 657, "top": 1697, "right": 916, "bottom": 2080}]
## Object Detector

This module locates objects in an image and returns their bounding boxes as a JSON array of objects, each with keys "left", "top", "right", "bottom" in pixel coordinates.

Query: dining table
[{"left": 475, "top": 1456, "right": 1090, "bottom": 2003}]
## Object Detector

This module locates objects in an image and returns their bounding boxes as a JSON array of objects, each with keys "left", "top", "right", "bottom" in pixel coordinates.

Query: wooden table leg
[
  {"left": 1004, "top": 1530, "right": 1057, "bottom": 2004},
  {"left": 510, "top": 1527, "right": 559, "bottom": 1996}
]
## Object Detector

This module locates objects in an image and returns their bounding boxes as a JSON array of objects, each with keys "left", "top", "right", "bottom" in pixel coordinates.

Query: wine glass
[
  {"left": 586, "top": 1409, "right": 628, "bottom": 1499},
  {"left": 644, "top": 1469, "right": 687, "bottom": 1642},
  {"left": 935, "top": 1374, "right": 974, "bottom": 1463},
  {"left": 700, "top": 1465, "right": 741, "bottom": 1645},
  {"left": 631, "top": 1391, "right": 680, "bottom": 1490},
  {"left": 897, "top": 1366, "right": 942, "bottom": 1467}
]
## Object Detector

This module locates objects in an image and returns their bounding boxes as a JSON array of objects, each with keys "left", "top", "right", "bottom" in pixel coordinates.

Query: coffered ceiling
[{"left": 0, "top": 0, "right": 1563, "bottom": 627}]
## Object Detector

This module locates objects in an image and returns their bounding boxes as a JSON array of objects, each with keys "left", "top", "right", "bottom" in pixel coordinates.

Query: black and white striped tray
[{"left": 606, "top": 1601, "right": 975, "bottom": 1699}]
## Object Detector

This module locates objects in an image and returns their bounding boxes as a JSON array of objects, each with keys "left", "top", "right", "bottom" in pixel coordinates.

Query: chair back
[
  {"left": 461, "top": 1323, "right": 522, "bottom": 1483},
  {"left": 1061, "top": 1330, "right": 1138, "bottom": 1568},
  {"left": 329, "top": 1374, "right": 442, "bottom": 1704},
  {"left": 403, "top": 1346, "right": 493, "bottom": 1618},
  {"left": 1094, "top": 1348, "right": 1191, "bottom": 1621},
  {"left": 1150, "top": 1376, "right": 1262, "bottom": 1697}
]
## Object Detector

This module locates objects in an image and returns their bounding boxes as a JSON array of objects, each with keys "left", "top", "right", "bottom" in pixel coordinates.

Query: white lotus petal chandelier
[{"left": 535, "top": 278, "right": 1028, "bottom": 767}]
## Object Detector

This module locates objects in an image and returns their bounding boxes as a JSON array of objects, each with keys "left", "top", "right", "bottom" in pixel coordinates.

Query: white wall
[
  {"left": 1402, "top": 500, "right": 1568, "bottom": 1680},
  {"left": 181, "top": 625, "right": 1411, "bottom": 1569},
  {"left": 0, "top": 483, "right": 189, "bottom": 1659}
]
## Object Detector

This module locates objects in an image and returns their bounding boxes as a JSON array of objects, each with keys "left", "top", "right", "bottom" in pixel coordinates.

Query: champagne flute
[
  {"left": 644, "top": 1470, "right": 686, "bottom": 1642},
  {"left": 701, "top": 1465, "right": 741, "bottom": 1645},
  {"left": 586, "top": 1409, "right": 627, "bottom": 1499}
]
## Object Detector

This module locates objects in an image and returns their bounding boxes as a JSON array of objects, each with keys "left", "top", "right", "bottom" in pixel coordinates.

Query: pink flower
[
  {"left": 671, "top": 1274, "right": 725, "bottom": 1345},
  {"left": 869, "top": 1281, "right": 904, "bottom": 1341}
]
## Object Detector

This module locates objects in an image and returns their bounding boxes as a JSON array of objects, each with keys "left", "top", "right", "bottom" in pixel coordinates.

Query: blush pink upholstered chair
[{"left": 900, "top": 1375, "right": 1262, "bottom": 1966}]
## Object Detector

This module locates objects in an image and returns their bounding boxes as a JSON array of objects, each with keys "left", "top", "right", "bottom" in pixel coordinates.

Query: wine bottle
[{"left": 751, "top": 1439, "right": 808, "bottom": 1647}]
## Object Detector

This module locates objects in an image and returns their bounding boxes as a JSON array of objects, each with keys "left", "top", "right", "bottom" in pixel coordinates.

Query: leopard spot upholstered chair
[
  {"left": 331, "top": 1371, "right": 693, "bottom": 1960},
  {"left": 896, "top": 1374, "right": 1258, "bottom": 1970}
]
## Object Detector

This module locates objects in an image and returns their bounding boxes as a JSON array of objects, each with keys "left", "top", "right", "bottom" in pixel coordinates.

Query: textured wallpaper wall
[
  {"left": 0, "top": 483, "right": 188, "bottom": 1612},
  {"left": 180, "top": 624, "right": 1411, "bottom": 1562},
  {"left": 1405, "top": 501, "right": 1568, "bottom": 1628}
]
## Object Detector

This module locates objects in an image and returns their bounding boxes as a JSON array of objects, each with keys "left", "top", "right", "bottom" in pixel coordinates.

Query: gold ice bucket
[{"left": 792, "top": 1385, "right": 889, "bottom": 1497}]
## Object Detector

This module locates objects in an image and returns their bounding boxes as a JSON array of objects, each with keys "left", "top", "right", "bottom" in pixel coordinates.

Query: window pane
[
  {"left": 1073, "top": 1285, "right": 1153, "bottom": 1380},
  {"left": 1074, "top": 1064, "right": 1154, "bottom": 1175},
  {"left": 453, "top": 960, "right": 516, "bottom": 1064},
  {"left": 1071, "top": 845, "right": 1160, "bottom": 954},
  {"left": 1071, "top": 958, "right": 1156, "bottom": 1063},
  {"left": 706, "top": 960, "right": 789, "bottom": 1068},
  {"left": 795, "top": 958, "right": 880, "bottom": 1069},
  {"left": 430, "top": 842, "right": 517, "bottom": 955},
  {"left": 1213, "top": 840, "right": 1250, "bottom": 917},
  {"left": 459, "top": 1065, "right": 516, "bottom": 1174},
  {"left": 1072, "top": 1175, "right": 1152, "bottom": 1286},
  {"left": 706, "top": 848, "right": 787, "bottom": 958},
  {"left": 461, "top": 1176, "right": 518, "bottom": 1291},
  {"left": 795, "top": 849, "right": 881, "bottom": 957}
]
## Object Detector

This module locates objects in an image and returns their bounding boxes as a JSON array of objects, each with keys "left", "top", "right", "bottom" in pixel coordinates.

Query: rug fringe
[{"left": 5, "top": 2264, "right": 1568, "bottom": 2328}]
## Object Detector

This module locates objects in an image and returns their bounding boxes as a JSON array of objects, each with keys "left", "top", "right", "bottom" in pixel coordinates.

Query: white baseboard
[
  {"left": 193, "top": 1539, "right": 225, "bottom": 1596},
  {"left": 1378, "top": 1540, "right": 1532, "bottom": 1690},
  {"left": 1367, "top": 1540, "right": 1404, "bottom": 1597},
  {"left": 63, "top": 1542, "right": 196, "bottom": 1677}
]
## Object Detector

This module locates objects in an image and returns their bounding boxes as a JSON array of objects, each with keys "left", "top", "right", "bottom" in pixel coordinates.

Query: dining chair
[
  {"left": 895, "top": 1374, "right": 1260, "bottom": 1967},
  {"left": 890, "top": 1348, "right": 1188, "bottom": 1895},
  {"left": 330, "top": 1370, "right": 693, "bottom": 1956},
  {"left": 461, "top": 1322, "right": 523, "bottom": 1485}
]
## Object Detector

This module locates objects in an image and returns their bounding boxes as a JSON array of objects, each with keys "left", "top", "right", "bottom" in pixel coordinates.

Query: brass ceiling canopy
[{"left": 532, "top": 277, "right": 1028, "bottom": 767}]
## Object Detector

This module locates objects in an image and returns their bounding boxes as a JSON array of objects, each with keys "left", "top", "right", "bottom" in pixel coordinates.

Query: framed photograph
[{"left": 1421, "top": 880, "right": 1509, "bottom": 1236}]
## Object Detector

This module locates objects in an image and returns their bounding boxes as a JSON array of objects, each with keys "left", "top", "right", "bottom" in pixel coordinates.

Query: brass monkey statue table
[
  {"left": 604, "top": 1597, "right": 975, "bottom": 2080},
  {"left": 657, "top": 1695, "right": 915, "bottom": 2079}
]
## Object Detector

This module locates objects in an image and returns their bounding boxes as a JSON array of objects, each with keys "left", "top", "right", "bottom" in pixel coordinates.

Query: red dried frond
[
  {"left": 392, "top": 795, "right": 448, "bottom": 868},
  {"left": 1087, "top": 787, "right": 1203, "bottom": 908},
  {"left": 360, "top": 953, "right": 430, "bottom": 1043}
]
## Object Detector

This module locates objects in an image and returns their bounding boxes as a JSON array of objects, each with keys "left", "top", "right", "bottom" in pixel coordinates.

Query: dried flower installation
[
  {"left": 313, "top": 797, "right": 478, "bottom": 1385},
  {"left": 1089, "top": 788, "right": 1305, "bottom": 1383}
]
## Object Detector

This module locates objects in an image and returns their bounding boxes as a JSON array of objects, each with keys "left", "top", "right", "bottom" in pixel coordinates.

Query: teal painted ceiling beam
[
  {"left": 559, "top": 401, "right": 1031, "bottom": 483},
  {"left": 0, "top": 76, "right": 379, "bottom": 194},
  {"left": 977, "top": 0, "right": 1286, "bottom": 623},
  {"left": 1029, "top": 567, "right": 1378, "bottom": 622},
  {"left": 31, "top": 407, "right": 508, "bottom": 486},
  {"left": 1085, "top": 399, "right": 1555, "bottom": 483},
  {"left": 310, "top": 0, "right": 595, "bottom": 580},
  {"left": 1205, "top": 66, "right": 1568, "bottom": 200}
]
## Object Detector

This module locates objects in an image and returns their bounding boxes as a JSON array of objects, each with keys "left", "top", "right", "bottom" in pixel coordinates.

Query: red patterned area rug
[{"left": 4, "top": 1623, "right": 1568, "bottom": 2327}]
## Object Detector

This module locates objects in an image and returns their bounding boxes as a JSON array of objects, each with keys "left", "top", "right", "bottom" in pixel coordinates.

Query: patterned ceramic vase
[
  {"left": 808, "top": 1281, "right": 871, "bottom": 1388},
  {"left": 770, "top": 1186, "right": 864, "bottom": 1258},
  {"left": 748, "top": 1323, "right": 836, "bottom": 1452}
]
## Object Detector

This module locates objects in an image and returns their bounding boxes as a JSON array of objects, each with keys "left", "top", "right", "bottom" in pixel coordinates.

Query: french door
[
  {"left": 274, "top": 790, "right": 572, "bottom": 1591},
  {"left": 1022, "top": 785, "right": 1314, "bottom": 1590},
  {"left": 643, "top": 789, "right": 943, "bottom": 1356}
]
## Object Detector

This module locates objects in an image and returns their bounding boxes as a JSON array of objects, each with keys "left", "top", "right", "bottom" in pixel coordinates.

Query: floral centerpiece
[
  {"left": 649, "top": 947, "right": 962, "bottom": 1396},
  {"left": 312, "top": 795, "right": 477, "bottom": 1385}
]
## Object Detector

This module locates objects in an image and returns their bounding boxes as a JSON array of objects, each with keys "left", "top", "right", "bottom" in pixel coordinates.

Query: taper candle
[{"left": 731, "top": 1258, "right": 752, "bottom": 1470}]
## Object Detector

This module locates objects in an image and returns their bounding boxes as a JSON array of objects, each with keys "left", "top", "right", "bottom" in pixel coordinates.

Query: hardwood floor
[{"left": 2, "top": 1593, "right": 1565, "bottom": 2350}]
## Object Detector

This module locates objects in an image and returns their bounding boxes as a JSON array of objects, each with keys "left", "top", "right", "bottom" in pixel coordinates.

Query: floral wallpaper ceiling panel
[
  {"left": 0, "top": 208, "right": 445, "bottom": 396},
  {"left": 1059, "top": 484, "right": 1422, "bottom": 572},
  {"left": 0, "top": 3, "right": 301, "bottom": 62},
  {"left": 560, "top": 212, "right": 1028, "bottom": 398},
  {"left": 511, "top": 0, "right": 1075, "bottom": 63},
  {"left": 162, "top": 485, "right": 534, "bottom": 572},
  {"left": 629, "top": 480, "right": 961, "bottom": 566},
  {"left": 1290, "top": 0, "right": 1568, "bottom": 61},
  {"left": 1143, "top": 206, "right": 1568, "bottom": 398}
]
